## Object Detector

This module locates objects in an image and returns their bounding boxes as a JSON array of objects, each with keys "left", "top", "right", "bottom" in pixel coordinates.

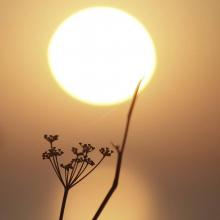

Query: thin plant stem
[
  {"left": 55, "top": 156, "right": 64, "bottom": 183},
  {"left": 68, "top": 160, "right": 79, "bottom": 185},
  {"left": 43, "top": 125, "right": 114, "bottom": 220},
  {"left": 76, "top": 163, "right": 88, "bottom": 179},
  {"left": 72, "top": 162, "right": 87, "bottom": 184},
  {"left": 50, "top": 142, "right": 65, "bottom": 186},
  {"left": 71, "top": 156, "right": 105, "bottom": 187},
  {"left": 49, "top": 158, "right": 65, "bottom": 187},
  {"left": 92, "top": 79, "right": 142, "bottom": 220},
  {"left": 59, "top": 187, "right": 69, "bottom": 220},
  {"left": 74, "top": 161, "right": 85, "bottom": 181}
]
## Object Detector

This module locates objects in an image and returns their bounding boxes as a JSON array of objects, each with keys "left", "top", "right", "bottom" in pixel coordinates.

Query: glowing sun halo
[{"left": 48, "top": 7, "right": 156, "bottom": 105}]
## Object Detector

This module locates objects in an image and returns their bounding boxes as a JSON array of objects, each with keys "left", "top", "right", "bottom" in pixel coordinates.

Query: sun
[{"left": 48, "top": 7, "right": 156, "bottom": 106}]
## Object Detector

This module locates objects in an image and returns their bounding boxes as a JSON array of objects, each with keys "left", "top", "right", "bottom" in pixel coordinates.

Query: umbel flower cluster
[
  {"left": 42, "top": 135, "right": 113, "bottom": 188},
  {"left": 42, "top": 81, "right": 141, "bottom": 220}
]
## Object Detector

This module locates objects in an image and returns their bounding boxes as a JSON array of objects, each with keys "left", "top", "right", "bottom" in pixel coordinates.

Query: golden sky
[{"left": 1, "top": 0, "right": 220, "bottom": 219}]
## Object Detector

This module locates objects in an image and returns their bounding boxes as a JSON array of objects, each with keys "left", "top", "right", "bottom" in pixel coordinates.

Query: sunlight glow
[
  {"left": 48, "top": 7, "right": 156, "bottom": 105},
  {"left": 50, "top": 166, "right": 155, "bottom": 219}
]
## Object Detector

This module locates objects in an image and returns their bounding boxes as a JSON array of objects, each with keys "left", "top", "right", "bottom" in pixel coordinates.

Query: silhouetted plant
[
  {"left": 92, "top": 79, "right": 142, "bottom": 219},
  {"left": 42, "top": 135, "right": 113, "bottom": 220},
  {"left": 42, "top": 80, "right": 142, "bottom": 220}
]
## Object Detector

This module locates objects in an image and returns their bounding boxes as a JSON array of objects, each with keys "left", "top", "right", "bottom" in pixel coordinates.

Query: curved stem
[
  {"left": 92, "top": 152, "right": 121, "bottom": 220},
  {"left": 50, "top": 142, "right": 65, "bottom": 186},
  {"left": 71, "top": 156, "right": 105, "bottom": 187},
  {"left": 49, "top": 158, "right": 65, "bottom": 187},
  {"left": 68, "top": 160, "right": 78, "bottom": 185},
  {"left": 73, "top": 161, "right": 85, "bottom": 181},
  {"left": 72, "top": 163, "right": 88, "bottom": 184},
  {"left": 92, "top": 79, "right": 142, "bottom": 220},
  {"left": 55, "top": 156, "right": 65, "bottom": 185}
]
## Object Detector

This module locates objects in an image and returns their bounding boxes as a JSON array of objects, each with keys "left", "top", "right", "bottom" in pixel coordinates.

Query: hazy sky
[{"left": 1, "top": 0, "right": 220, "bottom": 219}]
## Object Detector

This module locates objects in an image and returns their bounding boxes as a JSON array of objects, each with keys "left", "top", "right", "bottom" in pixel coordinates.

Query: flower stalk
[
  {"left": 42, "top": 135, "right": 113, "bottom": 220},
  {"left": 92, "top": 79, "right": 142, "bottom": 220},
  {"left": 42, "top": 80, "right": 142, "bottom": 220}
]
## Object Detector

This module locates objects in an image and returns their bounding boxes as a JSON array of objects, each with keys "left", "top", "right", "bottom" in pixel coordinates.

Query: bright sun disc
[{"left": 48, "top": 7, "right": 156, "bottom": 105}]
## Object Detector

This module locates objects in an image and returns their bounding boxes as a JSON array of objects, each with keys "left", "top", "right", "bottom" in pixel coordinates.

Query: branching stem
[
  {"left": 92, "top": 79, "right": 142, "bottom": 220},
  {"left": 71, "top": 156, "right": 105, "bottom": 187}
]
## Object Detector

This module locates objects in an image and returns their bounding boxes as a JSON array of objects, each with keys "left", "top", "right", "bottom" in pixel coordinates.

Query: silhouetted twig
[
  {"left": 92, "top": 80, "right": 142, "bottom": 220},
  {"left": 42, "top": 136, "right": 113, "bottom": 220}
]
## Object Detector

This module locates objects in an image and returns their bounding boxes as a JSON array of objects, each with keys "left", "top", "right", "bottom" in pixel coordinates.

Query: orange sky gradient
[{"left": 1, "top": 0, "right": 220, "bottom": 219}]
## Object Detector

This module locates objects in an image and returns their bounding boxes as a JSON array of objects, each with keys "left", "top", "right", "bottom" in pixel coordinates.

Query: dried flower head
[
  {"left": 42, "top": 134, "right": 113, "bottom": 220},
  {"left": 42, "top": 147, "right": 64, "bottom": 160},
  {"left": 42, "top": 135, "right": 113, "bottom": 188},
  {"left": 44, "top": 134, "right": 59, "bottom": 144},
  {"left": 100, "top": 147, "right": 114, "bottom": 157}
]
